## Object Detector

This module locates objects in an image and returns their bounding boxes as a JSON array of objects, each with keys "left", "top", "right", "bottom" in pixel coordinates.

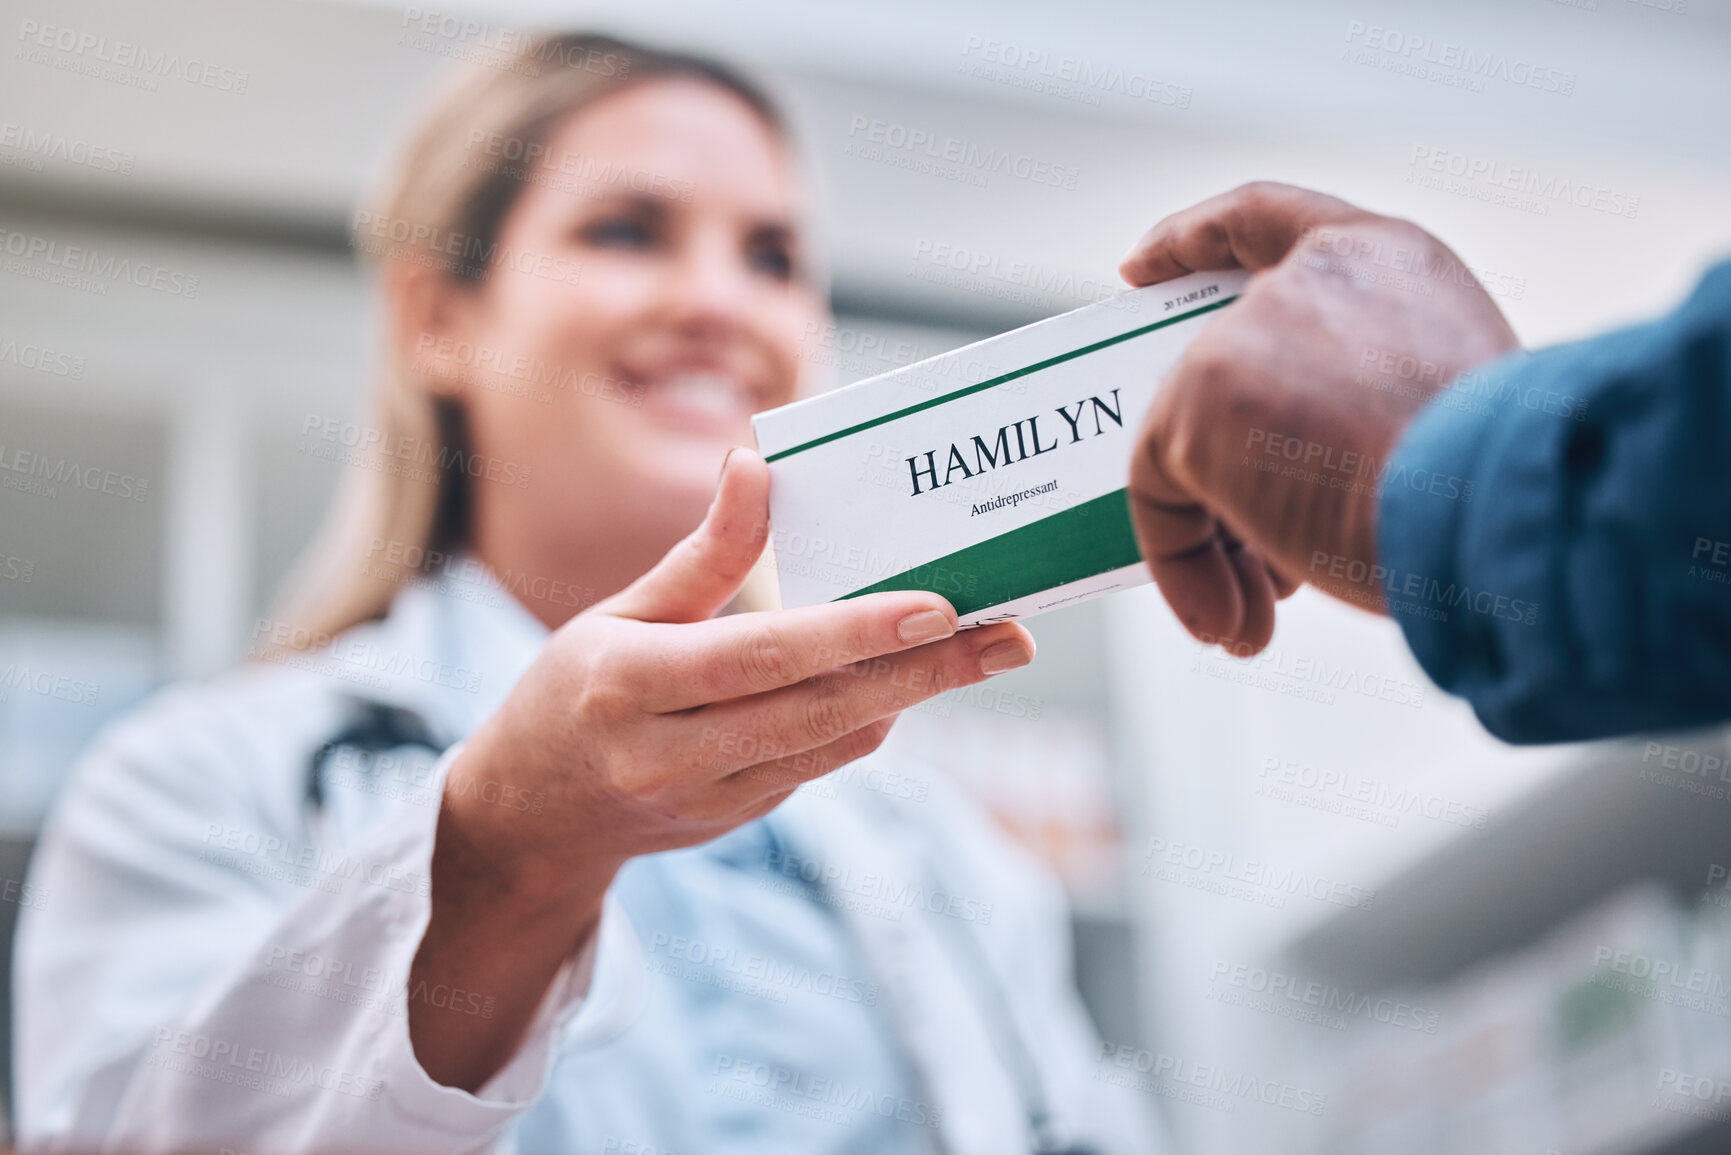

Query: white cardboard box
[{"left": 753, "top": 269, "right": 1248, "bottom": 625}]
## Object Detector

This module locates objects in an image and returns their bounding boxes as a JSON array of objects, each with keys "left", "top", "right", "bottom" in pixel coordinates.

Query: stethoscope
[
  {"left": 302, "top": 583, "right": 1100, "bottom": 1153},
  {"left": 303, "top": 590, "right": 489, "bottom": 812}
]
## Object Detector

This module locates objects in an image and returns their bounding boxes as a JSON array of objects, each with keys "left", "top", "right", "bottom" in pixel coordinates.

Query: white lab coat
[{"left": 15, "top": 564, "right": 1163, "bottom": 1154}]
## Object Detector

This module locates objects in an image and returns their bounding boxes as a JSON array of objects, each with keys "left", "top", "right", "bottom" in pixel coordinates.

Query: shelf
[
  {"left": 1281, "top": 728, "right": 1731, "bottom": 992},
  {"left": 1594, "top": 1110, "right": 1731, "bottom": 1155},
  {"left": 1645, "top": 1118, "right": 1731, "bottom": 1155}
]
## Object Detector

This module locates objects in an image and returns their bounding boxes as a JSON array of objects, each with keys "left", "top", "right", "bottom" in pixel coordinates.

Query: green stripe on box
[
  {"left": 837, "top": 488, "right": 1142, "bottom": 618},
  {"left": 764, "top": 295, "right": 1237, "bottom": 463}
]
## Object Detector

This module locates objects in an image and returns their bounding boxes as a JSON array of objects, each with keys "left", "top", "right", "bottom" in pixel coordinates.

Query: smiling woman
[
  {"left": 279, "top": 35, "right": 819, "bottom": 638},
  {"left": 14, "top": 31, "right": 1160, "bottom": 1155}
]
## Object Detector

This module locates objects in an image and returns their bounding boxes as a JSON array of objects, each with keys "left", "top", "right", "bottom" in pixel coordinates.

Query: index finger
[
  {"left": 1128, "top": 359, "right": 1280, "bottom": 652},
  {"left": 633, "top": 591, "right": 961, "bottom": 712},
  {"left": 1126, "top": 416, "right": 1260, "bottom": 647},
  {"left": 1118, "top": 181, "right": 1364, "bottom": 286}
]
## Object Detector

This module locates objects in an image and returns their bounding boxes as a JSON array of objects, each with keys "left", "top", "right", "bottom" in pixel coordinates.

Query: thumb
[
  {"left": 603, "top": 447, "right": 772, "bottom": 624},
  {"left": 1118, "top": 181, "right": 1363, "bottom": 287}
]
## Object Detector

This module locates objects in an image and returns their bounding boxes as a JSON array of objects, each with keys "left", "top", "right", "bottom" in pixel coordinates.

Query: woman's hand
[{"left": 410, "top": 449, "right": 1035, "bottom": 1089}]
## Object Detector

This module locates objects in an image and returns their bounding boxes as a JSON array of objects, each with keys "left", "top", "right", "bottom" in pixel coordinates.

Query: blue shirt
[
  {"left": 1379, "top": 260, "right": 1731, "bottom": 743},
  {"left": 516, "top": 818, "right": 935, "bottom": 1154}
]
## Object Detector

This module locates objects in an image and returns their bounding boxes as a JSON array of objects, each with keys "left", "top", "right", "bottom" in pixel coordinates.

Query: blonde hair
[{"left": 270, "top": 34, "right": 791, "bottom": 646}]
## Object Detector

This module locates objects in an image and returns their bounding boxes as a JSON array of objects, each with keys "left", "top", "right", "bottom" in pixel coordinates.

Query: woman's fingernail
[
  {"left": 978, "top": 639, "right": 1033, "bottom": 675},
  {"left": 897, "top": 610, "right": 955, "bottom": 646},
  {"left": 718, "top": 446, "right": 741, "bottom": 481}
]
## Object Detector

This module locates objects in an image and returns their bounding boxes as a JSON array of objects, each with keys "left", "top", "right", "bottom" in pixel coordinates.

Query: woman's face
[{"left": 412, "top": 77, "right": 825, "bottom": 594}]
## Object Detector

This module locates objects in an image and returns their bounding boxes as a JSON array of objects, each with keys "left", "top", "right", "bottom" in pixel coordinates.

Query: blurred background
[{"left": 3, "top": 0, "right": 1731, "bottom": 1150}]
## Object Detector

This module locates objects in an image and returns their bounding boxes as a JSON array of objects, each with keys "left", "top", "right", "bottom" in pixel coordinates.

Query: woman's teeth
[{"left": 655, "top": 373, "right": 752, "bottom": 420}]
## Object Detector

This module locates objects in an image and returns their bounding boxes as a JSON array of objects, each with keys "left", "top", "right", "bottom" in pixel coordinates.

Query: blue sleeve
[{"left": 1377, "top": 260, "right": 1731, "bottom": 744}]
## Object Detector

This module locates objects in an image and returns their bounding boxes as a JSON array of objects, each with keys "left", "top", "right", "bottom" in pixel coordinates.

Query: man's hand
[{"left": 1120, "top": 181, "right": 1520, "bottom": 654}]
